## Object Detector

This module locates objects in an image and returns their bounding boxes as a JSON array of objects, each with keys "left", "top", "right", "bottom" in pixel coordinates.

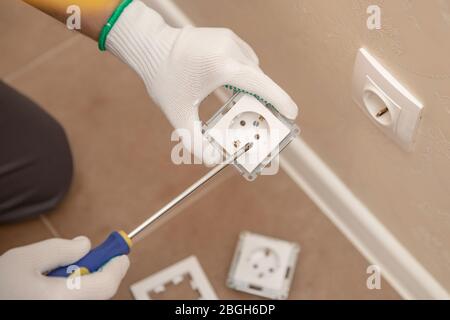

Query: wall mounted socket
[
  {"left": 352, "top": 48, "right": 424, "bottom": 151},
  {"left": 203, "top": 93, "right": 300, "bottom": 181},
  {"left": 227, "top": 231, "right": 299, "bottom": 300}
]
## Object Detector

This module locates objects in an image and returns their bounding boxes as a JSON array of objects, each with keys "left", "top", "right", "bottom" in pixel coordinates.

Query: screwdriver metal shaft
[
  {"left": 127, "top": 142, "right": 253, "bottom": 239},
  {"left": 48, "top": 142, "right": 253, "bottom": 277}
]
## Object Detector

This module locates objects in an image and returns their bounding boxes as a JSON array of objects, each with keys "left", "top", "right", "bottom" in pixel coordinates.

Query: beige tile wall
[{"left": 172, "top": 0, "right": 450, "bottom": 290}]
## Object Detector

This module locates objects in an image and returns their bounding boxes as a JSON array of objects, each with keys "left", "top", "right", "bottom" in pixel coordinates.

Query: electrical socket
[
  {"left": 352, "top": 48, "right": 424, "bottom": 151},
  {"left": 227, "top": 231, "right": 300, "bottom": 300},
  {"left": 204, "top": 93, "right": 300, "bottom": 181}
]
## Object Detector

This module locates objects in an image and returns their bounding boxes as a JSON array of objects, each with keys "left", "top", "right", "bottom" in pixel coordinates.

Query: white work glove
[
  {"left": 106, "top": 0, "right": 298, "bottom": 164},
  {"left": 0, "top": 236, "right": 129, "bottom": 300}
]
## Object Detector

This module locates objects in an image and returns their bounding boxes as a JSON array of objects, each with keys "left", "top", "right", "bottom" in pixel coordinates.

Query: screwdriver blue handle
[{"left": 47, "top": 231, "right": 132, "bottom": 277}]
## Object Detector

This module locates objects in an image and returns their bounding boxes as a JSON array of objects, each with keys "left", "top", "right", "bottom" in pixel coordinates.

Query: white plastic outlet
[
  {"left": 227, "top": 231, "right": 299, "bottom": 300},
  {"left": 352, "top": 48, "right": 424, "bottom": 151},
  {"left": 204, "top": 93, "right": 299, "bottom": 180}
]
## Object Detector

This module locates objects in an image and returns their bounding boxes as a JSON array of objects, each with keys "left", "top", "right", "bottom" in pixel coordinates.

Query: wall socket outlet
[
  {"left": 203, "top": 93, "right": 300, "bottom": 180},
  {"left": 227, "top": 231, "right": 300, "bottom": 300},
  {"left": 352, "top": 48, "right": 424, "bottom": 151}
]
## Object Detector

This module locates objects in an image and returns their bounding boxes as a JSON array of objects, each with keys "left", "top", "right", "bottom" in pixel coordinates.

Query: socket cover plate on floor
[
  {"left": 352, "top": 48, "right": 424, "bottom": 151},
  {"left": 227, "top": 231, "right": 299, "bottom": 300},
  {"left": 130, "top": 256, "right": 217, "bottom": 300}
]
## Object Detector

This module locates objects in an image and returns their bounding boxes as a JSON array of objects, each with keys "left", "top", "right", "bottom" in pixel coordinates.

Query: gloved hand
[
  {"left": 106, "top": 0, "right": 298, "bottom": 164},
  {"left": 0, "top": 236, "right": 129, "bottom": 300}
]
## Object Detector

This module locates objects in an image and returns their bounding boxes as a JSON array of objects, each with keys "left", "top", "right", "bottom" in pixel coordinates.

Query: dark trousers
[{"left": 0, "top": 81, "right": 73, "bottom": 223}]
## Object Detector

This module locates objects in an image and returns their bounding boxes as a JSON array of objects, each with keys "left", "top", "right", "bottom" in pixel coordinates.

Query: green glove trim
[
  {"left": 98, "top": 0, "right": 134, "bottom": 51},
  {"left": 224, "top": 84, "right": 274, "bottom": 109}
]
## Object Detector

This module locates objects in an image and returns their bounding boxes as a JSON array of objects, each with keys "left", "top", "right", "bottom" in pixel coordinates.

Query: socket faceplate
[
  {"left": 130, "top": 256, "right": 217, "bottom": 300},
  {"left": 204, "top": 93, "right": 299, "bottom": 180},
  {"left": 352, "top": 48, "right": 424, "bottom": 151},
  {"left": 227, "top": 231, "right": 300, "bottom": 300}
]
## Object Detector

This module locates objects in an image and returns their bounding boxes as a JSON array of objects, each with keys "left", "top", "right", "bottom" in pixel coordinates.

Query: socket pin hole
[
  {"left": 285, "top": 267, "right": 291, "bottom": 279},
  {"left": 240, "top": 120, "right": 246, "bottom": 126},
  {"left": 253, "top": 121, "right": 260, "bottom": 127},
  {"left": 253, "top": 264, "right": 258, "bottom": 269},
  {"left": 363, "top": 89, "right": 392, "bottom": 127},
  {"left": 255, "top": 134, "right": 260, "bottom": 140}
]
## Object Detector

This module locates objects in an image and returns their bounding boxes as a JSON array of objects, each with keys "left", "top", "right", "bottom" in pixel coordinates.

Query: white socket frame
[{"left": 130, "top": 256, "right": 217, "bottom": 300}]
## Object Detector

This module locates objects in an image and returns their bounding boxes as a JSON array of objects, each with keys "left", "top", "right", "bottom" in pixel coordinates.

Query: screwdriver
[{"left": 47, "top": 143, "right": 253, "bottom": 277}]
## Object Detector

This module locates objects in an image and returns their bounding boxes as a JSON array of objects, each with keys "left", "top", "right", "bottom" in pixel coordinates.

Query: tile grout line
[
  {"left": 39, "top": 214, "right": 61, "bottom": 238},
  {"left": 3, "top": 34, "right": 83, "bottom": 83}
]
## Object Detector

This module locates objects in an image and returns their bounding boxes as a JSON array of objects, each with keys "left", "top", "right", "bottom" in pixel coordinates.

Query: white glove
[
  {"left": 106, "top": 0, "right": 298, "bottom": 164},
  {"left": 0, "top": 236, "right": 129, "bottom": 300}
]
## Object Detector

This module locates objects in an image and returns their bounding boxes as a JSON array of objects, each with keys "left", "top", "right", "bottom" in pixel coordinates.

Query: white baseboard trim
[
  {"left": 147, "top": 0, "right": 449, "bottom": 300},
  {"left": 280, "top": 139, "right": 449, "bottom": 299}
]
